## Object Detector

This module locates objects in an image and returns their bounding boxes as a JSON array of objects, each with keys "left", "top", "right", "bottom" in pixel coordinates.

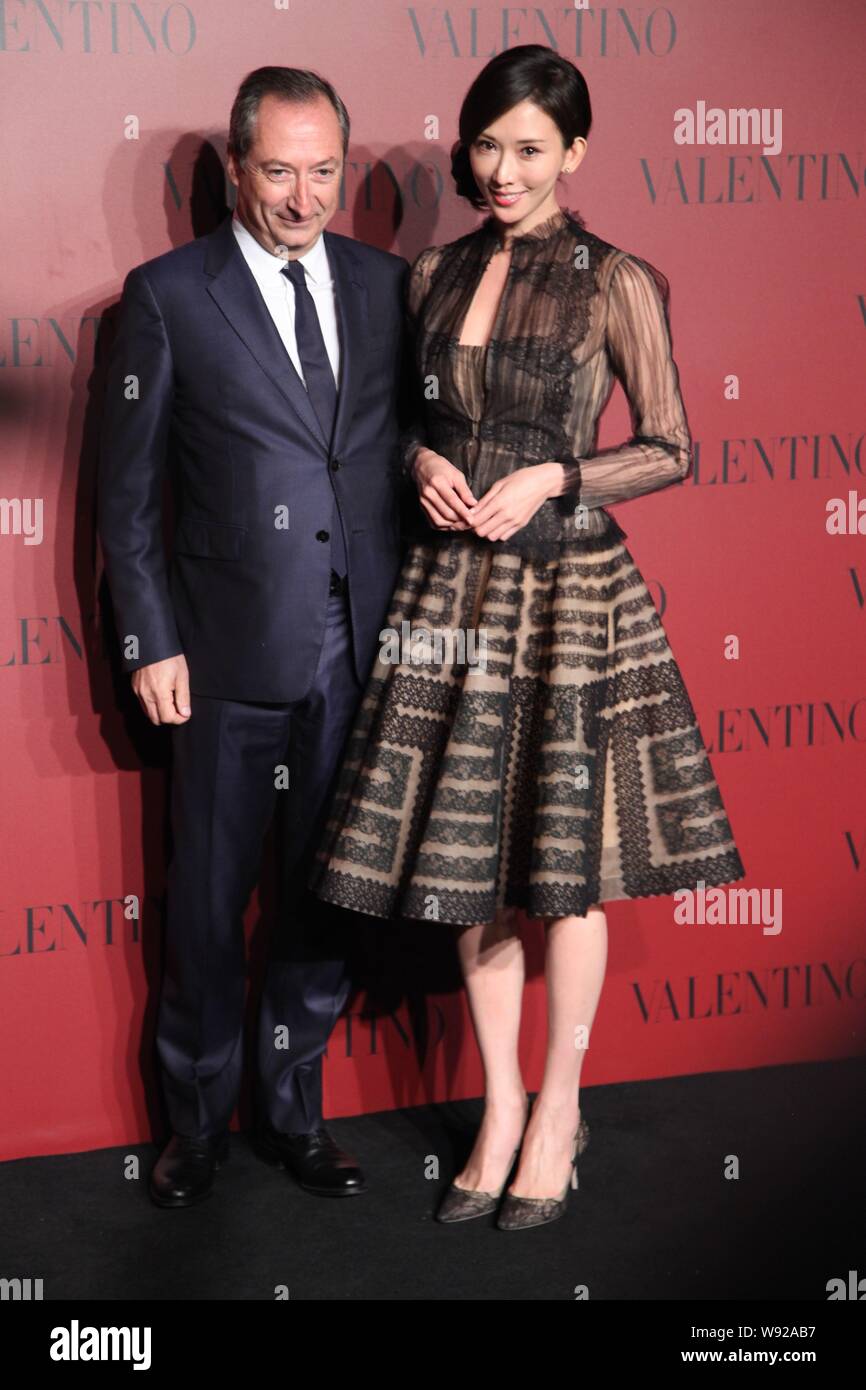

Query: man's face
[{"left": 227, "top": 93, "right": 343, "bottom": 258}]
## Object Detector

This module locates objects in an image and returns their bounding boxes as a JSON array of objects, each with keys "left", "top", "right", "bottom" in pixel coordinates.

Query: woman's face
[{"left": 468, "top": 98, "right": 585, "bottom": 233}]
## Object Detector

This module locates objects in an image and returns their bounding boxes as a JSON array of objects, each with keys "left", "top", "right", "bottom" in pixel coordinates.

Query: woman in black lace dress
[{"left": 308, "top": 45, "right": 746, "bottom": 1229}]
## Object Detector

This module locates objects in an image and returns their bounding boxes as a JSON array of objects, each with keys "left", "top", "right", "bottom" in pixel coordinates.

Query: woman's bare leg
[
  {"left": 450, "top": 906, "right": 529, "bottom": 1192},
  {"left": 506, "top": 904, "right": 607, "bottom": 1198}
]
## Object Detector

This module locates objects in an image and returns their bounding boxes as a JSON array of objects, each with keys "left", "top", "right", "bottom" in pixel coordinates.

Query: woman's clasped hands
[{"left": 411, "top": 447, "right": 563, "bottom": 544}]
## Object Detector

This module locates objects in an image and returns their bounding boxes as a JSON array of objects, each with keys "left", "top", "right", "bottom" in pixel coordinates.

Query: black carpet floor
[{"left": 1, "top": 1058, "right": 863, "bottom": 1301}]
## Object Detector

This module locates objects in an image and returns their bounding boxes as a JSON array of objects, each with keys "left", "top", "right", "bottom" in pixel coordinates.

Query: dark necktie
[{"left": 281, "top": 260, "right": 346, "bottom": 577}]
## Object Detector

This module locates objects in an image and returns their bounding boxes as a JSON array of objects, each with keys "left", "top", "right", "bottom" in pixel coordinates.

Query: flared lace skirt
[{"left": 307, "top": 515, "right": 746, "bottom": 926}]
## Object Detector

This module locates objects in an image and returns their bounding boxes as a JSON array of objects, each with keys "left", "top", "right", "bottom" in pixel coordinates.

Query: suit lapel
[
  {"left": 324, "top": 231, "right": 368, "bottom": 460},
  {"left": 203, "top": 217, "right": 370, "bottom": 459},
  {"left": 204, "top": 216, "right": 327, "bottom": 452}
]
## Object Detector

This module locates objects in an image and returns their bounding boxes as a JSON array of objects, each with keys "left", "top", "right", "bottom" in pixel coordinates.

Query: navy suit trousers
[{"left": 156, "top": 589, "right": 363, "bottom": 1138}]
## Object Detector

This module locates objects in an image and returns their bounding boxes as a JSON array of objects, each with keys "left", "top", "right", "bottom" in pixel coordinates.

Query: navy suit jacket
[{"left": 98, "top": 213, "right": 410, "bottom": 702}]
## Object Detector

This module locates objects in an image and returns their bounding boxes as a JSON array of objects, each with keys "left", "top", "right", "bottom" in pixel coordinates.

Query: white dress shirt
[{"left": 231, "top": 213, "right": 341, "bottom": 388}]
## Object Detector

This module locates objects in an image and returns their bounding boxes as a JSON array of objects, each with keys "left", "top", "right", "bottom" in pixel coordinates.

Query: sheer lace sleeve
[
  {"left": 560, "top": 252, "right": 692, "bottom": 508},
  {"left": 397, "top": 245, "right": 441, "bottom": 481}
]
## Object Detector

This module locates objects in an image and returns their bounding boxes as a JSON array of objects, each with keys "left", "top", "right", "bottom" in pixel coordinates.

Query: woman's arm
[
  {"left": 396, "top": 246, "right": 441, "bottom": 482},
  {"left": 396, "top": 245, "right": 478, "bottom": 529},
  {"left": 550, "top": 252, "right": 693, "bottom": 507}
]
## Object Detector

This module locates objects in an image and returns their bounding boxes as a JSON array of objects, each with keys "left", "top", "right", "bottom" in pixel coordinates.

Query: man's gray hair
[{"left": 228, "top": 66, "right": 350, "bottom": 165}]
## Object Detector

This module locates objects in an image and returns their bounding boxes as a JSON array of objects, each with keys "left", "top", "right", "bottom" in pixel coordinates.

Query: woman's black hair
[{"left": 451, "top": 44, "right": 592, "bottom": 210}]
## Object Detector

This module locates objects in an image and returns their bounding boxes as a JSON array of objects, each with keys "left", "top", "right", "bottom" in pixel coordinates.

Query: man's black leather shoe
[
  {"left": 253, "top": 1123, "right": 366, "bottom": 1197},
  {"left": 149, "top": 1131, "right": 229, "bottom": 1208}
]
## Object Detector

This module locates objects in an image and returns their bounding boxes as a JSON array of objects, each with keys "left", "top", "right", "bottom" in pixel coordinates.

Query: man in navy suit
[{"left": 98, "top": 67, "right": 410, "bottom": 1206}]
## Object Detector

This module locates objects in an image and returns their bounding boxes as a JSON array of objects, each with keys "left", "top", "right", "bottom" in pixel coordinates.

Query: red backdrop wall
[{"left": 1, "top": 0, "right": 864, "bottom": 1160}]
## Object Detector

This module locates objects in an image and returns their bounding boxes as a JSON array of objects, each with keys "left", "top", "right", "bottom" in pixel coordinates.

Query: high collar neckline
[{"left": 479, "top": 204, "right": 578, "bottom": 252}]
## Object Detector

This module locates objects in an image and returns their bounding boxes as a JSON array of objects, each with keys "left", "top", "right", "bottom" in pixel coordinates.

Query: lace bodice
[{"left": 398, "top": 205, "right": 692, "bottom": 559}]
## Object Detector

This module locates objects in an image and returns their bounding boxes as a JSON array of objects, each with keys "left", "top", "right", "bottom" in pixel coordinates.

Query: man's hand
[
  {"left": 131, "top": 654, "right": 192, "bottom": 725},
  {"left": 411, "top": 447, "right": 478, "bottom": 530},
  {"left": 466, "top": 463, "right": 564, "bottom": 542}
]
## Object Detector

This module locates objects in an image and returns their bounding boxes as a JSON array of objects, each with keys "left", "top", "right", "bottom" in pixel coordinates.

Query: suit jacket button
[
  {"left": 330, "top": 458, "right": 342, "bottom": 471},
  {"left": 316, "top": 530, "right": 330, "bottom": 542}
]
